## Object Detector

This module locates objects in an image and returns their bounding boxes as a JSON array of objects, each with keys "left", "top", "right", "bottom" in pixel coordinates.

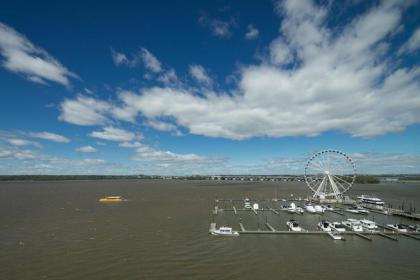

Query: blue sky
[{"left": 0, "top": 0, "right": 420, "bottom": 175}]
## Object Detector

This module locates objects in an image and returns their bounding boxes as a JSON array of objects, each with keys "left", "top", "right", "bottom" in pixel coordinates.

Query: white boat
[
  {"left": 244, "top": 198, "right": 252, "bottom": 209},
  {"left": 295, "top": 206, "right": 304, "bottom": 214},
  {"left": 357, "top": 195, "right": 384, "bottom": 206},
  {"left": 210, "top": 226, "right": 239, "bottom": 236},
  {"left": 287, "top": 202, "right": 297, "bottom": 213},
  {"left": 314, "top": 205, "right": 325, "bottom": 213},
  {"left": 318, "top": 220, "right": 332, "bottom": 232},
  {"left": 328, "top": 231, "right": 343, "bottom": 240},
  {"left": 330, "top": 222, "right": 346, "bottom": 232},
  {"left": 356, "top": 206, "right": 370, "bottom": 214},
  {"left": 305, "top": 204, "right": 316, "bottom": 213},
  {"left": 360, "top": 219, "right": 378, "bottom": 231},
  {"left": 345, "top": 208, "right": 360, "bottom": 214},
  {"left": 386, "top": 224, "right": 407, "bottom": 232},
  {"left": 287, "top": 219, "right": 303, "bottom": 231},
  {"left": 342, "top": 219, "right": 363, "bottom": 232}
]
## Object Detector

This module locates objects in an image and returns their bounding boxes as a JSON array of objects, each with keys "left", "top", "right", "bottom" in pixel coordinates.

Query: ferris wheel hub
[{"left": 324, "top": 170, "right": 330, "bottom": 175}]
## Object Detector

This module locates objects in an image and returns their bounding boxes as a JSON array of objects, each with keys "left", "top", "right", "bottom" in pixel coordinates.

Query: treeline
[
  {"left": 354, "top": 175, "right": 380, "bottom": 184},
  {"left": 0, "top": 175, "right": 152, "bottom": 181}
]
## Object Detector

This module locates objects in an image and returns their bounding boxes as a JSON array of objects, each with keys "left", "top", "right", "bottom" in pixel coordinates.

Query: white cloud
[
  {"left": 59, "top": 95, "right": 110, "bottom": 126},
  {"left": 199, "top": 15, "right": 237, "bottom": 38},
  {"left": 89, "top": 126, "right": 137, "bottom": 142},
  {"left": 245, "top": 24, "right": 259, "bottom": 40},
  {"left": 76, "top": 145, "right": 97, "bottom": 153},
  {"left": 399, "top": 27, "right": 420, "bottom": 54},
  {"left": 29, "top": 132, "right": 70, "bottom": 143},
  {"left": 189, "top": 65, "right": 213, "bottom": 86},
  {"left": 269, "top": 38, "right": 293, "bottom": 65},
  {"left": 106, "top": 0, "right": 420, "bottom": 140},
  {"left": 110, "top": 48, "right": 128, "bottom": 66},
  {"left": 157, "top": 68, "right": 178, "bottom": 85},
  {"left": 146, "top": 119, "right": 178, "bottom": 132},
  {"left": 7, "top": 138, "right": 41, "bottom": 147},
  {"left": 0, "top": 22, "right": 77, "bottom": 86},
  {"left": 140, "top": 48, "right": 161, "bottom": 72}
]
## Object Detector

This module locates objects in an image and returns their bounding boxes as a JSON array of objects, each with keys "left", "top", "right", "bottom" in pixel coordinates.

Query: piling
[
  {"left": 233, "top": 206, "right": 237, "bottom": 215},
  {"left": 239, "top": 223, "right": 246, "bottom": 232}
]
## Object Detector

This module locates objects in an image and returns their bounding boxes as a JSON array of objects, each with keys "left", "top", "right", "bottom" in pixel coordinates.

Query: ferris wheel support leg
[
  {"left": 314, "top": 175, "right": 327, "bottom": 198},
  {"left": 327, "top": 174, "right": 341, "bottom": 200}
]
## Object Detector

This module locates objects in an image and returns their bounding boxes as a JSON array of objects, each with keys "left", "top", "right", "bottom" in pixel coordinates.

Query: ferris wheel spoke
[
  {"left": 306, "top": 164, "right": 325, "bottom": 174},
  {"left": 332, "top": 177, "right": 348, "bottom": 192},
  {"left": 332, "top": 174, "right": 352, "bottom": 187}
]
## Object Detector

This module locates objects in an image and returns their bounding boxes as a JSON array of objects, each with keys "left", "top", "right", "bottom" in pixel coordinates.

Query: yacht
[
  {"left": 210, "top": 226, "right": 239, "bottom": 236},
  {"left": 318, "top": 220, "right": 332, "bottom": 232},
  {"left": 287, "top": 219, "right": 303, "bottom": 232},
  {"left": 357, "top": 195, "right": 384, "bottom": 206},
  {"left": 386, "top": 224, "right": 408, "bottom": 232},
  {"left": 305, "top": 204, "right": 316, "bottom": 213},
  {"left": 345, "top": 208, "right": 360, "bottom": 214},
  {"left": 360, "top": 219, "right": 378, "bottom": 231},
  {"left": 330, "top": 222, "right": 346, "bottom": 232},
  {"left": 314, "top": 205, "right": 325, "bottom": 213},
  {"left": 342, "top": 219, "right": 363, "bottom": 232}
]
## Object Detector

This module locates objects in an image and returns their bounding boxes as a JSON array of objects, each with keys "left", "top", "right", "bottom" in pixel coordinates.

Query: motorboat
[
  {"left": 210, "top": 226, "right": 239, "bottom": 236},
  {"left": 342, "top": 219, "right": 363, "bottom": 232},
  {"left": 314, "top": 205, "right": 325, "bottom": 213},
  {"left": 244, "top": 198, "right": 252, "bottom": 209},
  {"left": 287, "top": 202, "right": 297, "bottom": 213},
  {"left": 386, "top": 224, "right": 408, "bottom": 232},
  {"left": 357, "top": 195, "right": 384, "bottom": 206},
  {"left": 318, "top": 220, "right": 332, "bottom": 232},
  {"left": 295, "top": 206, "right": 305, "bottom": 214},
  {"left": 287, "top": 219, "right": 303, "bottom": 232},
  {"left": 305, "top": 204, "right": 316, "bottom": 213},
  {"left": 330, "top": 222, "right": 346, "bottom": 232},
  {"left": 355, "top": 206, "right": 370, "bottom": 214},
  {"left": 328, "top": 231, "right": 343, "bottom": 240},
  {"left": 360, "top": 219, "right": 378, "bottom": 231},
  {"left": 99, "top": 196, "right": 125, "bottom": 202}
]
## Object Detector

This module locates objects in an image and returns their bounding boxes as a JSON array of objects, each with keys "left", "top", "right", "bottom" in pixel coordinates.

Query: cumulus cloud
[
  {"left": 76, "top": 145, "right": 97, "bottom": 153},
  {"left": 0, "top": 22, "right": 77, "bottom": 86},
  {"left": 29, "top": 132, "right": 70, "bottom": 143},
  {"left": 89, "top": 126, "right": 137, "bottom": 142},
  {"left": 245, "top": 24, "right": 259, "bottom": 40},
  {"left": 189, "top": 64, "right": 213, "bottom": 86},
  {"left": 101, "top": 0, "right": 420, "bottom": 140},
  {"left": 59, "top": 95, "right": 111, "bottom": 126},
  {"left": 199, "top": 14, "right": 237, "bottom": 38}
]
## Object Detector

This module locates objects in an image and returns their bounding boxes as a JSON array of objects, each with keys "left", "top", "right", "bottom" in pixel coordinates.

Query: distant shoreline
[{"left": 0, "top": 174, "right": 419, "bottom": 183}]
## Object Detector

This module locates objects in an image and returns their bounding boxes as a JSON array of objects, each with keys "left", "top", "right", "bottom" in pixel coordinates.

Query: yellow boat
[{"left": 99, "top": 196, "right": 125, "bottom": 202}]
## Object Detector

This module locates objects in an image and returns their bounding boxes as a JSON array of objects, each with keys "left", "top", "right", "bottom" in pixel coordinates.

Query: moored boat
[
  {"left": 342, "top": 219, "right": 363, "bottom": 232},
  {"left": 287, "top": 219, "right": 303, "bottom": 232},
  {"left": 330, "top": 222, "right": 346, "bottom": 232},
  {"left": 386, "top": 224, "right": 407, "bottom": 232},
  {"left": 360, "top": 219, "right": 378, "bottom": 231},
  {"left": 210, "top": 226, "right": 239, "bottom": 236},
  {"left": 318, "top": 220, "right": 332, "bottom": 232},
  {"left": 305, "top": 204, "right": 316, "bottom": 213}
]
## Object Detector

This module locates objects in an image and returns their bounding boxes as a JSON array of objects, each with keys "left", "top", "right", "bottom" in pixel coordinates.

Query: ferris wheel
[{"left": 304, "top": 150, "right": 356, "bottom": 200}]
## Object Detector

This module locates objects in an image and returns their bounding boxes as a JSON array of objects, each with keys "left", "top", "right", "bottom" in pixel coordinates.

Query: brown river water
[{"left": 0, "top": 179, "right": 419, "bottom": 280}]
